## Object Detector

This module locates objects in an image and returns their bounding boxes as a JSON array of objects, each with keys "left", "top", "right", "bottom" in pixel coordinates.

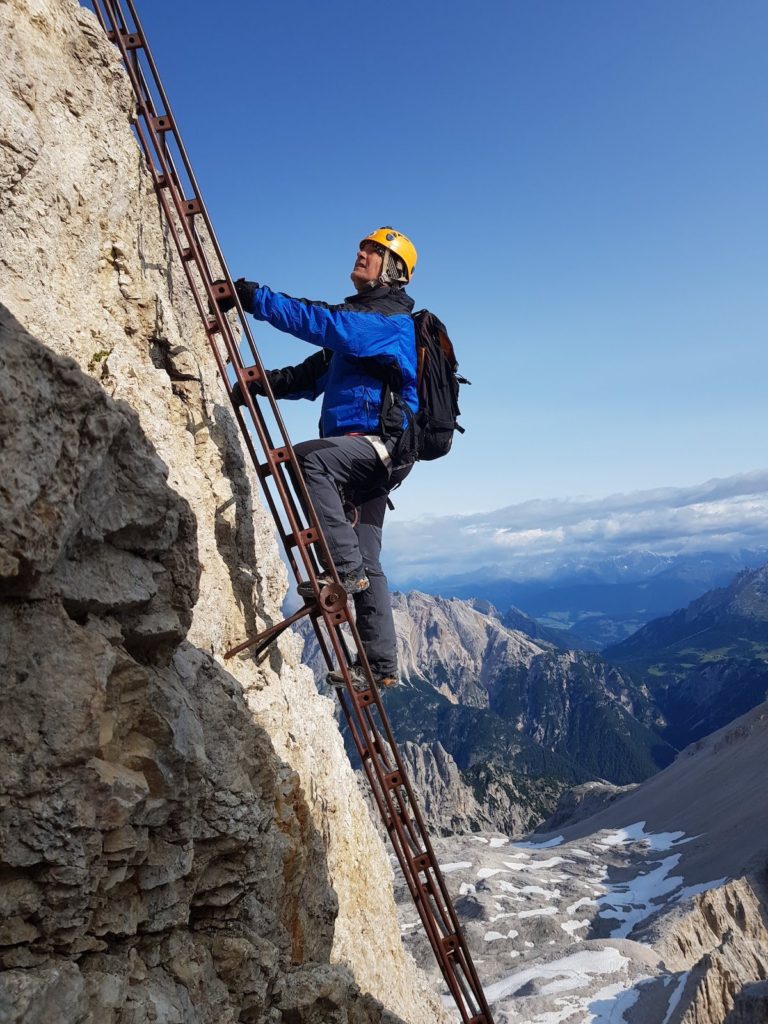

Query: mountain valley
[
  {"left": 300, "top": 591, "right": 677, "bottom": 833},
  {"left": 394, "top": 703, "right": 768, "bottom": 1023},
  {"left": 605, "top": 563, "right": 768, "bottom": 748}
]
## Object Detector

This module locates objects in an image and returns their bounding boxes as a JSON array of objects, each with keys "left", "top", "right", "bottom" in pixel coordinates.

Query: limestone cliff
[{"left": 0, "top": 2, "right": 448, "bottom": 1021}]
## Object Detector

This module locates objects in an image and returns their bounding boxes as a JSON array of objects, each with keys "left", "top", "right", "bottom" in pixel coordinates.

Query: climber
[{"left": 215, "top": 227, "right": 419, "bottom": 692}]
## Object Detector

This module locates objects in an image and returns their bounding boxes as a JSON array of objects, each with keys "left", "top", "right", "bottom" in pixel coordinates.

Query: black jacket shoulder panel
[{"left": 283, "top": 285, "right": 415, "bottom": 319}]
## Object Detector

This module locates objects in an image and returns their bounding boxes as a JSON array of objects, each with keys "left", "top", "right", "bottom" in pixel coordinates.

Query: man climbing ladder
[
  {"left": 90, "top": 2, "right": 493, "bottom": 1018},
  {"left": 216, "top": 228, "right": 419, "bottom": 692}
]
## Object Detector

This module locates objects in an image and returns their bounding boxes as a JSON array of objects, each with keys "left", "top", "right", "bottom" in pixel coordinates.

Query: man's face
[{"left": 351, "top": 241, "right": 384, "bottom": 291}]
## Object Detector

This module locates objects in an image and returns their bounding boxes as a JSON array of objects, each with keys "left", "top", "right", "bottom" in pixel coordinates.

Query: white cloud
[{"left": 385, "top": 470, "right": 768, "bottom": 582}]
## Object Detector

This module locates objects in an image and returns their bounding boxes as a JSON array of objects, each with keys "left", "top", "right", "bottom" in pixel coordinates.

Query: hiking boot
[
  {"left": 326, "top": 662, "right": 399, "bottom": 693},
  {"left": 297, "top": 570, "right": 369, "bottom": 602}
]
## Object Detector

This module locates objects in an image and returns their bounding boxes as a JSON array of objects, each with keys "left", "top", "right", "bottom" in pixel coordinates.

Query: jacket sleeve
[
  {"left": 267, "top": 349, "right": 330, "bottom": 401},
  {"left": 246, "top": 286, "right": 405, "bottom": 360}
]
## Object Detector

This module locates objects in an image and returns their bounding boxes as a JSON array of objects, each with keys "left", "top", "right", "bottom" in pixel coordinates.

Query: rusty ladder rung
[
  {"left": 151, "top": 113, "right": 173, "bottom": 133},
  {"left": 107, "top": 29, "right": 143, "bottom": 49},
  {"left": 286, "top": 526, "right": 319, "bottom": 549},
  {"left": 259, "top": 446, "right": 291, "bottom": 475}
]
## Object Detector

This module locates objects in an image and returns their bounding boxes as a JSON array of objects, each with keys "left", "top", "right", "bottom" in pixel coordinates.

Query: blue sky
[{"left": 102, "top": 1, "right": 767, "bottom": 526}]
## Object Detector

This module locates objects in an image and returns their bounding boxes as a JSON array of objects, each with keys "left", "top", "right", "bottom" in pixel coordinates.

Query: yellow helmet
[{"left": 360, "top": 226, "right": 418, "bottom": 283}]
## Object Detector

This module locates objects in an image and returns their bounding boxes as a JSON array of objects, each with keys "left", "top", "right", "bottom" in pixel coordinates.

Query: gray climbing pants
[{"left": 293, "top": 435, "right": 411, "bottom": 677}]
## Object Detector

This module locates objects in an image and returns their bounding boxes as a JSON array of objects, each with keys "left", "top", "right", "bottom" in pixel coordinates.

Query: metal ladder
[{"left": 89, "top": 3, "right": 494, "bottom": 1020}]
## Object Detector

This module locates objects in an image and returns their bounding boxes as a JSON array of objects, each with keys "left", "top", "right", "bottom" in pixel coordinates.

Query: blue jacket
[{"left": 243, "top": 284, "right": 418, "bottom": 438}]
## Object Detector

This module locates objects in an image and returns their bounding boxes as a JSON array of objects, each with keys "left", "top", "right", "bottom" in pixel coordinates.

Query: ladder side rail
[
  {"left": 97, "top": 0, "right": 351, "bottom": 602},
  {"left": 259, "top": 588, "right": 487, "bottom": 1019},
  {"left": 338, "top": 702, "right": 474, "bottom": 1020},
  {"left": 340, "top": 701, "right": 482, "bottom": 1022},
  {"left": 112, "top": 56, "right": 309, "bottom": 577},
  {"left": 93, "top": 4, "right": 291, "bottom": 459},
  {"left": 97, "top": 8, "right": 254, "bottom": 366},
  {"left": 359, "top": 697, "right": 472, "bottom": 929},
  {"left": 105, "top": 24, "right": 336, "bottom": 594},
  {"left": 98, "top": 0, "right": 330, "bottom": 597},
  {"left": 114, "top": 0, "right": 264, "bottom": 373},
  {"left": 363, "top": 703, "right": 493, "bottom": 1013},
  {"left": 337, "top": 700, "right": 472, "bottom": 1001},
  {"left": 121, "top": 0, "right": 264, "bottom": 369},
  {"left": 351, "top": 699, "right": 493, "bottom": 1017},
  {"left": 365, "top": 693, "right": 478, "bottom": 939}
]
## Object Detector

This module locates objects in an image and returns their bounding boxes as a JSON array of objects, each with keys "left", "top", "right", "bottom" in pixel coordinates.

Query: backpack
[
  {"left": 372, "top": 310, "right": 469, "bottom": 463},
  {"left": 411, "top": 309, "right": 469, "bottom": 460}
]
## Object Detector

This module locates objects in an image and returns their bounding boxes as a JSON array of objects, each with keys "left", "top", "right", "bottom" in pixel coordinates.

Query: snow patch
[
  {"left": 598, "top": 855, "right": 684, "bottom": 938},
  {"left": 561, "top": 919, "right": 589, "bottom": 938},
  {"left": 594, "top": 821, "right": 690, "bottom": 852},
  {"left": 477, "top": 867, "right": 507, "bottom": 879},
  {"left": 519, "top": 906, "right": 559, "bottom": 919},
  {"left": 503, "top": 856, "right": 571, "bottom": 872},
  {"left": 586, "top": 978, "right": 650, "bottom": 1023},
  {"left": 484, "top": 948, "right": 629, "bottom": 1003},
  {"left": 675, "top": 877, "right": 728, "bottom": 903},
  {"left": 661, "top": 971, "right": 690, "bottom": 1024},
  {"left": 514, "top": 835, "right": 565, "bottom": 849},
  {"left": 439, "top": 861, "right": 472, "bottom": 873}
]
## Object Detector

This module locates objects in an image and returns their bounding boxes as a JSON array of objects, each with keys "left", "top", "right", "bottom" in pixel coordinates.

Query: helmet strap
[{"left": 378, "top": 250, "right": 407, "bottom": 287}]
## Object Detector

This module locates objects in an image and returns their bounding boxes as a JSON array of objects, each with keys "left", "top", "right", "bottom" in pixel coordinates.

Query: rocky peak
[{"left": 392, "top": 590, "right": 546, "bottom": 706}]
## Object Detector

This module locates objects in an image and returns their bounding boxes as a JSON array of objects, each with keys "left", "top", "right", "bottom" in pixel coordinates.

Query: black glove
[
  {"left": 211, "top": 278, "right": 259, "bottom": 313},
  {"left": 234, "top": 278, "right": 259, "bottom": 310},
  {"left": 231, "top": 374, "right": 268, "bottom": 407}
]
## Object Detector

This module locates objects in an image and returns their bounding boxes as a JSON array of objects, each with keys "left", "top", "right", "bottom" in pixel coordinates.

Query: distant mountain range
[
  {"left": 393, "top": 549, "right": 768, "bottom": 648},
  {"left": 604, "top": 563, "right": 768, "bottom": 748},
  {"left": 300, "top": 592, "right": 676, "bottom": 833},
  {"left": 300, "top": 560, "right": 768, "bottom": 836}
]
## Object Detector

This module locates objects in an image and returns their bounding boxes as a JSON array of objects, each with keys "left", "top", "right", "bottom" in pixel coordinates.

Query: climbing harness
[{"left": 89, "top": 4, "right": 494, "bottom": 1021}]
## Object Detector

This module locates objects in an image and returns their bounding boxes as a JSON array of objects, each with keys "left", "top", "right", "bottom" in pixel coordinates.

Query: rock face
[
  {"left": 397, "top": 742, "right": 494, "bottom": 835},
  {"left": 394, "top": 591, "right": 545, "bottom": 706},
  {"left": 536, "top": 780, "right": 638, "bottom": 832},
  {"left": 0, "top": 3, "right": 447, "bottom": 1022},
  {"left": 725, "top": 981, "right": 768, "bottom": 1024}
]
